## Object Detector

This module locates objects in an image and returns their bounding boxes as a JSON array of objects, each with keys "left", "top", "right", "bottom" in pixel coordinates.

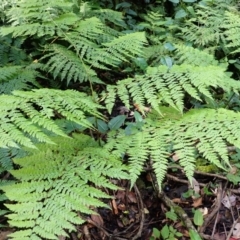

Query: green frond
[
  {"left": 0, "top": 65, "right": 40, "bottom": 94},
  {"left": 1, "top": 134, "right": 129, "bottom": 240},
  {"left": 222, "top": 11, "right": 240, "bottom": 51},
  {"left": 91, "top": 32, "right": 147, "bottom": 69},
  {"left": 105, "top": 64, "right": 240, "bottom": 114},
  {"left": 0, "top": 36, "right": 29, "bottom": 65},
  {"left": 107, "top": 107, "right": 240, "bottom": 188},
  {"left": 174, "top": 45, "right": 218, "bottom": 66},
  {"left": 0, "top": 89, "right": 103, "bottom": 148},
  {"left": 42, "top": 44, "right": 101, "bottom": 84}
]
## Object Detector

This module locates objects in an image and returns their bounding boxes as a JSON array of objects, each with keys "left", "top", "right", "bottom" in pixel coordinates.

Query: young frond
[
  {"left": 0, "top": 89, "right": 103, "bottom": 148},
  {"left": 1, "top": 134, "right": 129, "bottom": 240}
]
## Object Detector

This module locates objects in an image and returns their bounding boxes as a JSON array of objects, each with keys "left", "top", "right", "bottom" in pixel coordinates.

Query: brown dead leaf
[
  {"left": 192, "top": 197, "right": 203, "bottom": 208},
  {"left": 91, "top": 213, "right": 104, "bottom": 227},
  {"left": 127, "top": 191, "right": 137, "bottom": 203},
  {"left": 111, "top": 199, "right": 119, "bottom": 215},
  {"left": 116, "top": 190, "right": 126, "bottom": 201},
  {"left": 118, "top": 203, "right": 126, "bottom": 211}
]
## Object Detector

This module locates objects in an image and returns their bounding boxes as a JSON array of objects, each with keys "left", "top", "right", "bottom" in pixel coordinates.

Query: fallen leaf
[
  {"left": 91, "top": 214, "right": 104, "bottom": 227},
  {"left": 232, "top": 223, "right": 240, "bottom": 238},
  {"left": 192, "top": 197, "right": 203, "bottom": 208},
  {"left": 127, "top": 191, "right": 137, "bottom": 203},
  {"left": 111, "top": 199, "right": 119, "bottom": 215}
]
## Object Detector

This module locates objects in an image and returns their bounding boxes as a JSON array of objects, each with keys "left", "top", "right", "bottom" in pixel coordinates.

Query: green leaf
[
  {"left": 152, "top": 227, "right": 161, "bottom": 238},
  {"left": 116, "top": 2, "right": 132, "bottom": 9},
  {"left": 97, "top": 119, "right": 109, "bottom": 133},
  {"left": 175, "top": 9, "right": 187, "bottom": 19},
  {"left": 183, "top": 0, "right": 197, "bottom": 2},
  {"left": 189, "top": 229, "right": 203, "bottom": 240},
  {"left": 169, "top": 0, "right": 179, "bottom": 3},
  {"left": 164, "top": 42, "right": 175, "bottom": 51},
  {"left": 226, "top": 173, "right": 240, "bottom": 185},
  {"left": 166, "top": 208, "right": 178, "bottom": 221},
  {"left": 134, "top": 111, "right": 143, "bottom": 122},
  {"left": 134, "top": 57, "right": 148, "bottom": 70},
  {"left": 108, "top": 115, "right": 126, "bottom": 130},
  {"left": 161, "top": 225, "right": 169, "bottom": 239},
  {"left": 193, "top": 209, "right": 203, "bottom": 226}
]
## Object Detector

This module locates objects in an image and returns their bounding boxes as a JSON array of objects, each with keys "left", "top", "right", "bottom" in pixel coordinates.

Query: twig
[
  {"left": 199, "top": 182, "right": 223, "bottom": 234},
  {"left": 211, "top": 211, "right": 219, "bottom": 239},
  {"left": 166, "top": 173, "right": 205, "bottom": 187},
  {"left": 83, "top": 224, "right": 91, "bottom": 240},
  {"left": 132, "top": 184, "right": 145, "bottom": 240},
  {"left": 226, "top": 218, "right": 240, "bottom": 240}
]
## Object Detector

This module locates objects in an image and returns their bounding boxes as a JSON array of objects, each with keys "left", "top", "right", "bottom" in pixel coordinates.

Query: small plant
[{"left": 150, "top": 225, "right": 183, "bottom": 240}]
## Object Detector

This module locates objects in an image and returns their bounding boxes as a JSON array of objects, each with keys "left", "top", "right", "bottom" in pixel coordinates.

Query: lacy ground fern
[
  {"left": 106, "top": 107, "right": 240, "bottom": 189},
  {"left": 0, "top": 89, "right": 103, "bottom": 148},
  {"left": 104, "top": 59, "right": 240, "bottom": 114},
  {"left": 1, "top": 134, "right": 129, "bottom": 240}
]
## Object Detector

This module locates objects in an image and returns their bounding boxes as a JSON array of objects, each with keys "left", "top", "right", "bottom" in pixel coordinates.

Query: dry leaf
[
  {"left": 111, "top": 199, "right": 119, "bottom": 215},
  {"left": 192, "top": 197, "right": 203, "bottom": 208},
  {"left": 232, "top": 223, "right": 240, "bottom": 238},
  {"left": 91, "top": 214, "right": 104, "bottom": 227},
  {"left": 127, "top": 191, "right": 137, "bottom": 203},
  {"left": 222, "top": 195, "right": 236, "bottom": 209}
]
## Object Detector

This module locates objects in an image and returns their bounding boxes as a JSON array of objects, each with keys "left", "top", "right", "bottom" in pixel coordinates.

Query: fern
[
  {"left": 0, "top": 89, "right": 103, "bottom": 148},
  {"left": 222, "top": 11, "right": 240, "bottom": 51},
  {"left": 0, "top": 35, "right": 29, "bottom": 65},
  {"left": 106, "top": 107, "right": 240, "bottom": 188},
  {"left": 0, "top": 65, "right": 40, "bottom": 94},
  {"left": 1, "top": 134, "right": 129, "bottom": 240},
  {"left": 104, "top": 62, "right": 240, "bottom": 114}
]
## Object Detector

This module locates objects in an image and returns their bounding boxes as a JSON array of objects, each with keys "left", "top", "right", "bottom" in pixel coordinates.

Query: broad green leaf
[
  {"left": 189, "top": 229, "right": 203, "bottom": 240},
  {"left": 152, "top": 227, "right": 161, "bottom": 238},
  {"left": 175, "top": 9, "right": 187, "bottom": 19},
  {"left": 96, "top": 119, "right": 109, "bottom": 133},
  {"left": 193, "top": 209, "right": 203, "bottom": 226},
  {"left": 134, "top": 111, "right": 143, "bottom": 122},
  {"left": 161, "top": 225, "right": 169, "bottom": 239},
  {"left": 108, "top": 115, "right": 126, "bottom": 130},
  {"left": 169, "top": 0, "right": 179, "bottom": 3},
  {"left": 166, "top": 209, "right": 178, "bottom": 221},
  {"left": 183, "top": 0, "right": 197, "bottom": 2},
  {"left": 115, "top": 2, "right": 131, "bottom": 9}
]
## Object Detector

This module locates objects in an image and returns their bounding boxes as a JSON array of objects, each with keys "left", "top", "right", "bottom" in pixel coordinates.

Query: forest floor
[{"left": 74, "top": 169, "right": 240, "bottom": 240}]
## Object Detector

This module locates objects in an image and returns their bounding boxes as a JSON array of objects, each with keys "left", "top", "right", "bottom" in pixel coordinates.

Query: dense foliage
[{"left": 1, "top": 0, "right": 240, "bottom": 239}]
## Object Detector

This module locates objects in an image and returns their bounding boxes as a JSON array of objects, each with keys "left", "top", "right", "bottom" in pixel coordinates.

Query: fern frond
[
  {"left": 107, "top": 107, "right": 240, "bottom": 188},
  {"left": 0, "top": 89, "right": 103, "bottom": 148},
  {"left": 174, "top": 45, "right": 218, "bottom": 66},
  {"left": 42, "top": 44, "right": 101, "bottom": 84},
  {"left": 1, "top": 134, "right": 129, "bottom": 240},
  {"left": 105, "top": 64, "right": 240, "bottom": 114},
  {"left": 0, "top": 36, "right": 28, "bottom": 65},
  {"left": 0, "top": 65, "right": 40, "bottom": 94},
  {"left": 90, "top": 32, "right": 147, "bottom": 69},
  {"left": 222, "top": 11, "right": 240, "bottom": 51}
]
